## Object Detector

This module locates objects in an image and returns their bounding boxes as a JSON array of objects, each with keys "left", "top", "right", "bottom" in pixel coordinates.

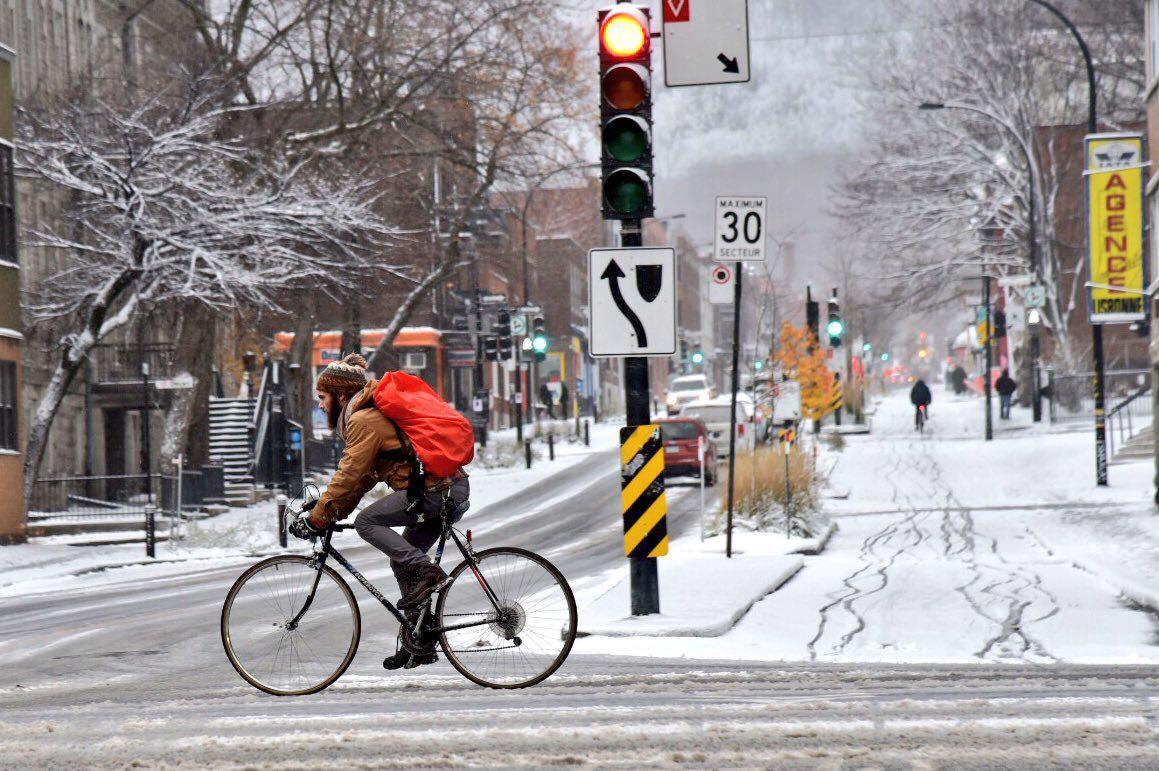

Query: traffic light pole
[
  {"left": 622, "top": 219, "right": 659, "bottom": 615},
  {"left": 724, "top": 266, "right": 744, "bottom": 559},
  {"left": 983, "top": 273, "right": 993, "bottom": 441}
]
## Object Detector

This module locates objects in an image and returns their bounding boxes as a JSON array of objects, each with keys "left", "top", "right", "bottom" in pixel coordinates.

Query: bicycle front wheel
[
  {"left": 436, "top": 547, "right": 577, "bottom": 689},
  {"left": 221, "top": 555, "right": 361, "bottom": 696}
]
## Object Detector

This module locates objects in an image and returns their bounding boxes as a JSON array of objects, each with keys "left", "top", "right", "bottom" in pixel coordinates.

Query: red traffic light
[{"left": 600, "top": 6, "right": 648, "bottom": 59}]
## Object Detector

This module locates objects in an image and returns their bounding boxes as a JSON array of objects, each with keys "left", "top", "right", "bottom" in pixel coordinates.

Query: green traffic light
[
  {"left": 532, "top": 335, "right": 548, "bottom": 353},
  {"left": 827, "top": 319, "right": 844, "bottom": 337},
  {"left": 881, "top": 352, "right": 889, "bottom": 362},
  {"left": 862, "top": 342, "right": 872, "bottom": 352},
  {"left": 603, "top": 116, "right": 648, "bottom": 162},
  {"left": 604, "top": 169, "right": 649, "bottom": 215},
  {"left": 754, "top": 360, "right": 763, "bottom": 370},
  {"left": 691, "top": 351, "right": 704, "bottom": 364}
]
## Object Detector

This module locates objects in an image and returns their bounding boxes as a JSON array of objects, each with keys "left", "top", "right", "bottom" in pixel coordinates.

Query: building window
[
  {"left": 0, "top": 145, "right": 14, "bottom": 265},
  {"left": 0, "top": 361, "right": 15, "bottom": 451}
]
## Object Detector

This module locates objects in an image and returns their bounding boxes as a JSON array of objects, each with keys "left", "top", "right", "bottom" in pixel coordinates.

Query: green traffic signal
[
  {"left": 881, "top": 352, "right": 890, "bottom": 362},
  {"left": 603, "top": 116, "right": 648, "bottom": 162},
  {"left": 604, "top": 168, "right": 649, "bottom": 216},
  {"left": 827, "top": 319, "right": 844, "bottom": 337},
  {"left": 691, "top": 351, "right": 704, "bottom": 365},
  {"left": 532, "top": 335, "right": 548, "bottom": 353}
]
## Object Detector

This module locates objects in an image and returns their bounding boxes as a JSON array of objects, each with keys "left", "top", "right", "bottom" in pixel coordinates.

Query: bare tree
[
  {"left": 172, "top": 0, "right": 589, "bottom": 372},
  {"left": 833, "top": 0, "right": 1144, "bottom": 371},
  {"left": 17, "top": 86, "right": 403, "bottom": 497}
]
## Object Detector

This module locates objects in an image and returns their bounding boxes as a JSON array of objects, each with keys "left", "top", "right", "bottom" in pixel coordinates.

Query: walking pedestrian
[
  {"left": 996, "top": 368, "right": 1017, "bottom": 420},
  {"left": 539, "top": 382, "right": 555, "bottom": 420}
]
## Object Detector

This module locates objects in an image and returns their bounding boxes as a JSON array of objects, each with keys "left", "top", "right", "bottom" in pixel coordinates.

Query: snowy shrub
[
  {"left": 472, "top": 439, "right": 541, "bottom": 470},
  {"left": 709, "top": 446, "right": 827, "bottom": 538}
]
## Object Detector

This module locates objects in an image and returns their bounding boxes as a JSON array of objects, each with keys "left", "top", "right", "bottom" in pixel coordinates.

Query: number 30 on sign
[{"left": 714, "top": 196, "right": 767, "bottom": 262}]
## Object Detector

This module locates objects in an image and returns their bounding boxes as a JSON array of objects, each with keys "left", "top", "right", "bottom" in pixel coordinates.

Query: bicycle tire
[
  {"left": 435, "top": 546, "right": 577, "bottom": 689},
  {"left": 221, "top": 555, "right": 361, "bottom": 696}
]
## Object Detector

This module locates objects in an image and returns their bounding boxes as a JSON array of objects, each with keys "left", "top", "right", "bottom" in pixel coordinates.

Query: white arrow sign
[
  {"left": 588, "top": 247, "right": 677, "bottom": 357},
  {"left": 662, "top": 0, "right": 751, "bottom": 88}
]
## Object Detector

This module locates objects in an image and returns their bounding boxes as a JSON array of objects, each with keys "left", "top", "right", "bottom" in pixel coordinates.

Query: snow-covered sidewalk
[{"left": 575, "top": 530, "right": 811, "bottom": 638}]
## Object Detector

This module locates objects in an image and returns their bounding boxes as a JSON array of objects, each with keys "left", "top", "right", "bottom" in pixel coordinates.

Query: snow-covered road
[{"left": 4, "top": 395, "right": 1159, "bottom": 766}]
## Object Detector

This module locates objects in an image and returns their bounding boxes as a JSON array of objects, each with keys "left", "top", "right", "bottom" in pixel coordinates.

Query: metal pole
[
  {"left": 623, "top": 219, "right": 659, "bottom": 615},
  {"left": 276, "top": 493, "right": 288, "bottom": 548},
  {"left": 514, "top": 352, "right": 524, "bottom": 444},
  {"left": 725, "top": 267, "right": 744, "bottom": 559},
  {"left": 784, "top": 441, "right": 792, "bottom": 540},
  {"left": 141, "top": 360, "right": 153, "bottom": 503},
  {"left": 1027, "top": 0, "right": 1104, "bottom": 482},
  {"left": 145, "top": 503, "right": 156, "bottom": 558},
  {"left": 984, "top": 274, "right": 993, "bottom": 441}
]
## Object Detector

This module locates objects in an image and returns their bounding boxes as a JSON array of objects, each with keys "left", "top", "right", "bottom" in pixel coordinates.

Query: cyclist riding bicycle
[
  {"left": 287, "top": 353, "right": 470, "bottom": 670},
  {"left": 910, "top": 378, "right": 932, "bottom": 430}
]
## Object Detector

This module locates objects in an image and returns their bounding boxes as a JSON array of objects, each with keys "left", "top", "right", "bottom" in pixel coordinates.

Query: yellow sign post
[
  {"left": 1086, "top": 133, "right": 1146, "bottom": 323},
  {"left": 619, "top": 425, "right": 668, "bottom": 559}
]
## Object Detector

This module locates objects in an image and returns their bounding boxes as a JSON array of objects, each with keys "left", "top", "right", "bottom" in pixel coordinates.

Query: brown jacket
[{"left": 311, "top": 380, "right": 460, "bottom": 527}]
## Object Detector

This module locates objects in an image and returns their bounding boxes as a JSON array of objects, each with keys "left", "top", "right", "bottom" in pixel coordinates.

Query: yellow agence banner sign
[{"left": 1086, "top": 133, "right": 1146, "bottom": 323}]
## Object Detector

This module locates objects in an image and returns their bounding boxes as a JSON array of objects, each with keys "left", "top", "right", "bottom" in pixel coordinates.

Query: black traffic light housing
[
  {"left": 805, "top": 285, "right": 819, "bottom": 349},
  {"left": 496, "top": 309, "right": 513, "bottom": 360},
  {"left": 483, "top": 336, "right": 499, "bottom": 362},
  {"left": 531, "top": 316, "right": 548, "bottom": 362},
  {"left": 827, "top": 289, "right": 843, "bottom": 347},
  {"left": 993, "top": 310, "right": 1007, "bottom": 339},
  {"left": 598, "top": 4, "right": 653, "bottom": 220}
]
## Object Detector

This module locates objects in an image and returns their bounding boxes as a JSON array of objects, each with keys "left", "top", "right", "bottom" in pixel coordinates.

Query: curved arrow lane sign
[{"left": 589, "top": 247, "right": 677, "bottom": 357}]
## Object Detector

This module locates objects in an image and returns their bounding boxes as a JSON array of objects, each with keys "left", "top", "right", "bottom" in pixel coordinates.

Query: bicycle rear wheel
[
  {"left": 221, "top": 555, "right": 361, "bottom": 696},
  {"left": 435, "top": 547, "right": 576, "bottom": 689}
]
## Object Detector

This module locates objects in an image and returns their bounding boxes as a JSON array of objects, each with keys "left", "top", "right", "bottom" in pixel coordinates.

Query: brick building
[{"left": 0, "top": 42, "right": 20, "bottom": 541}]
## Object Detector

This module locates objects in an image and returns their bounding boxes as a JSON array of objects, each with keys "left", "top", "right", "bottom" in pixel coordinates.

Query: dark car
[{"left": 655, "top": 417, "right": 717, "bottom": 486}]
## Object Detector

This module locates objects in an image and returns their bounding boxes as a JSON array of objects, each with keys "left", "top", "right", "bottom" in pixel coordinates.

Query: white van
[
  {"left": 681, "top": 398, "right": 754, "bottom": 457},
  {"left": 665, "top": 374, "right": 714, "bottom": 415}
]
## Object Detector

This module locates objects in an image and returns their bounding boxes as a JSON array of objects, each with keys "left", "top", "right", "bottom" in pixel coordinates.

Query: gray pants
[{"left": 354, "top": 477, "right": 470, "bottom": 600}]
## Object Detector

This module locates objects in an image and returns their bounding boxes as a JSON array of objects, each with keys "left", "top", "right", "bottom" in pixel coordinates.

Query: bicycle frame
[{"left": 286, "top": 512, "right": 508, "bottom": 640}]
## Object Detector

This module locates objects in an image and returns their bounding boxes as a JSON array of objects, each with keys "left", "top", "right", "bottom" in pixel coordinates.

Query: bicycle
[{"left": 221, "top": 492, "right": 578, "bottom": 695}]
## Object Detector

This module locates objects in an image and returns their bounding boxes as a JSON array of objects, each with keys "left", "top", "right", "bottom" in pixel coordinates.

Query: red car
[{"left": 655, "top": 417, "right": 717, "bottom": 486}]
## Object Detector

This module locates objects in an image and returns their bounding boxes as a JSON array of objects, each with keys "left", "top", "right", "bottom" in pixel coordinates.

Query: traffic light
[
  {"left": 531, "top": 316, "right": 548, "bottom": 362},
  {"left": 691, "top": 350, "right": 704, "bottom": 365},
  {"left": 806, "top": 293, "right": 820, "bottom": 347},
  {"left": 827, "top": 291, "right": 843, "bottom": 347},
  {"left": 483, "top": 335, "right": 499, "bottom": 362},
  {"left": 598, "top": 4, "right": 653, "bottom": 220},
  {"left": 993, "top": 310, "right": 1007, "bottom": 339},
  {"left": 754, "top": 360, "right": 763, "bottom": 371},
  {"left": 496, "top": 309, "right": 513, "bottom": 360}
]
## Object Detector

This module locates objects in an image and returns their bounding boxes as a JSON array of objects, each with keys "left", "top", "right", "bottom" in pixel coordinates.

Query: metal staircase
[{"left": 208, "top": 396, "right": 257, "bottom": 505}]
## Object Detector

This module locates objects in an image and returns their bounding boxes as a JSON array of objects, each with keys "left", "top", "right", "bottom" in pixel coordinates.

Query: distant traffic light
[
  {"left": 598, "top": 4, "right": 653, "bottom": 220},
  {"left": 827, "top": 289, "right": 843, "bottom": 347},
  {"left": 993, "top": 310, "right": 1007, "bottom": 339},
  {"left": 496, "top": 309, "right": 513, "bottom": 360},
  {"left": 691, "top": 350, "right": 704, "bottom": 365},
  {"left": 754, "top": 359, "right": 763, "bottom": 371},
  {"left": 881, "top": 352, "right": 890, "bottom": 362},
  {"left": 531, "top": 316, "right": 548, "bottom": 362},
  {"left": 483, "top": 336, "right": 499, "bottom": 362},
  {"left": 862, "top": 342, "right": 872, "bottom": 353},
  {"left": 805, "top": 287, "right": 819, "bottom": 349}
]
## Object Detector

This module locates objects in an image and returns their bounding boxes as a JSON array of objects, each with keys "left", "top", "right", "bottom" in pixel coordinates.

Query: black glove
[{"left": 288, "top": 514, "right": 322, "bottom": 541}]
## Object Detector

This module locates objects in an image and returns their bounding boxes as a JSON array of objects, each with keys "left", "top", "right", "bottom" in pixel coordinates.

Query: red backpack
[{"left": 373, "top": 371, "right": 475, "bottom": 477}]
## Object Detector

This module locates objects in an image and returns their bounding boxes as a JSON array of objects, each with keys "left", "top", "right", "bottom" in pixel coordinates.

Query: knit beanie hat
[{"left": 316, "top": 352, "right": 368, "bottom": 394}]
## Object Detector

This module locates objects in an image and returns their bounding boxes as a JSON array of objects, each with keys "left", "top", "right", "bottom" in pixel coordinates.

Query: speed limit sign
[{"left": 714, "top": 196, "right": 767, "bottom": 262}]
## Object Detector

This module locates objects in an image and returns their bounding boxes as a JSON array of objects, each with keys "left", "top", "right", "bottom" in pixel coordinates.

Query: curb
[{"left": 791, "top": 522, "right": 838, "bottom": 556}]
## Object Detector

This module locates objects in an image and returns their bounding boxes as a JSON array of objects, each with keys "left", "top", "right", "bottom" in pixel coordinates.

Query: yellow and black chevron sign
[
  {"left": 830, "top": 384, "right": 843, "bottom": 411},
  {"left": 619, "top": 424, "right": 668, "bottom": 559}
]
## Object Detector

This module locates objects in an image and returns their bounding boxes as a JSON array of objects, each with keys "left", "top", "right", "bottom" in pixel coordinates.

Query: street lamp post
[
  {"left": 919, "top": 100, "right": 1042, "bottom": 422},
  {"left": 1025, "top": 0, "right": 1107, "bottom": 484}
]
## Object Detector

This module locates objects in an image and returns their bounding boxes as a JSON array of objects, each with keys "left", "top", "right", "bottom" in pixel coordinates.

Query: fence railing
[
  {"left": 1049, "top": 369, "right": 1150, "bottom": 422},
  {"left": 28, "top": 467, "right": 226, "bottom": 522},
  {"left": 1106, "top": 383, "right": 1153, "bottom": 460}
]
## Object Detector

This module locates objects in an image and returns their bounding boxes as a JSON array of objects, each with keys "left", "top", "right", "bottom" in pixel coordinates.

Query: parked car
[
  {"left": 681, "top": 398, "right": 755, "bottom": 457},
  {"left": 655, "top": 417, "right": 717, "bottom": 485},
  {"left": 665, "top": 374, "right": 714, "bottom": 415}
]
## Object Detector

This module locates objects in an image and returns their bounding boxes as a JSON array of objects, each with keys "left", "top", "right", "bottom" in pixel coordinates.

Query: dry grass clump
[{"left": 711, "top": 445, "right": 824, "bottom": 537}]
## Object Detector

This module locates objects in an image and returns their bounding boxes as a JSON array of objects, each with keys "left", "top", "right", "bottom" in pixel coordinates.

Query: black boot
[{"left": 398, "top": 562, "right": 449, "bottom": 610}]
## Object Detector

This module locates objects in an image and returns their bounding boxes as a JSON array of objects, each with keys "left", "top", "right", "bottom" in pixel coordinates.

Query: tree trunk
[
  {"left": 23, "top": 341, "right": 93, "bottom": 504},
  {"left": 340, "top": 292, "right": 362, "bottom": 360},
  {"left": 288, "top": 293, "right": 317, "bottom": 441},
  {"left": 160, "top": 303, "right": 216, "bottom": 471}
]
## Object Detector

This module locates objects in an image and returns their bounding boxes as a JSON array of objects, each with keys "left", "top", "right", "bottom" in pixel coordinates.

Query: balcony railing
[{"left": 90, "top": 343, "right": 176, "bottom": 385}]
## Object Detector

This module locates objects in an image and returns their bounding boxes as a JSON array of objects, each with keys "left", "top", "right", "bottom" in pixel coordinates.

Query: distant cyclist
[{"left": 910, "top": 378, "right": 932, "bottom": 430}]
